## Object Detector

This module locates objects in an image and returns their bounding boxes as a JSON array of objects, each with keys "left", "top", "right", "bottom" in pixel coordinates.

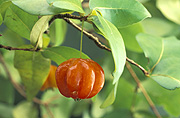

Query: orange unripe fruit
[
  {"left": 55, "top": 58, "right": 104, "bottom": 99},
  {"left": 40, "top": 65, "right": 57, "bottom": 91}
]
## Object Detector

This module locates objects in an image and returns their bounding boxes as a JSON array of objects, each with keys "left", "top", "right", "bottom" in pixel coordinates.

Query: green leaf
[
  {"left": 92, "top": 12, "right": 126, "bottom": 84},
  {"left": 89, "top": 0, "right": 151, "bottom": 28},
  {"left": 0, "top": 78, "right": 14, "bottom": 105},
  {"left": 47, "top": 0, "right": 85, "bottom": 13},
  {"left": 157, "top": 0, "right": 180, "bottom": 24},
  {"left": 0, "top": 0, "right": 11, "bottom": 16},
  {"left": 41, "top": 90, "right": 74, "bottom": 118},
  {"left": 136, "top": 33, "right": 163, "bottom": 70},
  {"left": 30, "top": 16, "right": 51, "bottom": 48},
  {"left": 13, "top": 101, "right": 38, "bottom": 118},
  {"left": 41, "top": 46, "right": 89, "bottom": 65},
  {"left": 0, "top": 14, "right": 2, "bottom": 26},
  {"left": 49, "top": 19, "right": 67, "bottom": 46},
  {"left": 0, "top": 103, "right": 13, "bottom": 118},
  {"left": 143, "top": 79, "right": 180, "bottom": 116},
  {"left": 14, "top": 45, "right": 51, "bottom": 100},
  {"left": 142, "top": 18, "right": 180, "bottom": 37},
  {"left": 100, "top": 82, "right": 118, "bottom": 108},
  {"left": 3, "top": 4, "right": 38, "bottom": 39},
  {"left": 137, "top": 33, "right": 180, "bottom": 90},
  {"left": 118, "top": 23, "right": 143, "bottom": 53},
  {"left": 12, "top": 0, "right": 71, "bottom": 15}
]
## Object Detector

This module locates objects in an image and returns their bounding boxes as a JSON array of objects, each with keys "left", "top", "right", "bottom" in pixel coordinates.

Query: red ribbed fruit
[{"left": 55, "top": 58, "right": 104, "bottom": 100}]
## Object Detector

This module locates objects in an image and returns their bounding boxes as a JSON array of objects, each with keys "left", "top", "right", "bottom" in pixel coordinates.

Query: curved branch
[
  {"left": 0, "top": 44, "right": 40, "bottom": 51},
  {"left": 63, "top": 18, "right": 149, "bottom": 76}
]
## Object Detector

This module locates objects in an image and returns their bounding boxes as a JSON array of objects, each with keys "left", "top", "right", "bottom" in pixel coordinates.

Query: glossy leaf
[
  {"left": 41, "top": 46, "right": 90, "bottom": 65},
  {"left": 3, "top": 4, "right": 38, "bottom": 39},
  {"left": 12, "top": 0, "right": 71, "bottom": 15},
  {"left": 41, "top": 90, "right": 74, "bottom": 118},
  {"left": 30, "top": 16, "right": 51, "bottom": 48},
  {"left": 89, "top": 0, "right": 151, "bottom": 28},
  {"left": 118, "top": 23, "right": 143, "bottom": 53},
  {"left": 13, "top": 101, "right": 38, "bottom": 118},
  {"left": 49, "top": 19, "right": 67, "bottom": 46},
  {"left": 137, "top": 33, "right": 180, "bottom": 89},
  {"left": 47, "top": 0, "right": 85, "bottom": 13},
  {"left": 14, "top": 45, "right": 51, "bottom": 100},
  {"left": 92, "top": 12, "right": 126, "bottom": 84},
  {"left": 157, "top": 0, "right": 180, "bottom": 24}
]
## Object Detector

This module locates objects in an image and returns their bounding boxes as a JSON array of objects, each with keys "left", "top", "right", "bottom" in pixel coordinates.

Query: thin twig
[
  {"left": 63, "top": 18, "right": 149, "bottom": 76},
  {"left": 126, "top": 62, "right": 162, "bottom": 118},
  {"left": 0, "top": 44, "right": 40, "bottom": 51},
  {"left": 49, "top": 13, "right": 88, "bottom": 26},
  {"left": 44, "top": 104, "right": 54, "bottom": 118}
]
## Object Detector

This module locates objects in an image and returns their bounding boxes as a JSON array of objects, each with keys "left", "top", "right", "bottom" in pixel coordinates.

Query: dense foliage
[{"left": 0, "top": 0, "right": 180, "bottom": 118}]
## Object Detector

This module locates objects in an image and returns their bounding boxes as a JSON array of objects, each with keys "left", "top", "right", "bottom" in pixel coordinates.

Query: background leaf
[
  {"left": 118, "top": 23, "right": 143, "bottom": 53},
  {"left": 92, "top": 12, "right": 126, "bottom": 85},
  {"left": 14, "top": 45, "right": 51, "bottom": 100},
  {"left": 41, "top": 46, "right": 89, "bottom": 65},
  {"left": 137, "top": 33, "right": 180, "bottom": 90},
  {"left": 142, "top": 79, "right": 180, "bottom": 117},
  {"left": 30, "top": 16, "right": 51, "bottom": 48},
  {"left": 47, "top": 0, "right": 85, "bottom": 13},
  {"left": 89, "top": 0, "right": 151, "bottom": 28},
  {"left": 142, "top": 18, "right": 180, "bottom": 37},
  {"left": 49, "top": 19, "right": 67, "bottom": 46},
  {"left": 157, "top": 0, "right": 180, "bottom": 24},
  {"left": 0, "top": 78, "right": 14, "bottom": 105},
  {"left": 0, "top": 103, "right": 13, "bottom": 118},
  {"left": 3, "top": 4, "right": 38, "bottom": 39},
  {"left": 12, "top": 0, "right": 71, "bottom": 15},
  {"left": 41, "top": 90, "right": 74, "bottom": 118},
  {"left": 13, "top": 101, "right": 38, "bottom": 118},
  {"left": 0, "top": 14, "right": 2, "bottom": 26}
]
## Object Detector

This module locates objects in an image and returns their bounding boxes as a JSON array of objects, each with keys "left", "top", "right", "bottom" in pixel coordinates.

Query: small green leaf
[
  {"left": 47, "top": 0, "right": 85, "bottom": 13},
  {"left": 30, "top": 16, "right": 51, "bottom": 48},
  {"left": 92, "top": 11, "right": 126, "bottom": 84},
  {"left": 157, "top": 0, "right": 180, "bottom": 24},
  {"left": 89, "top": 0, "right": 151, "bottom": 28},
  {"left": 137, "top": 33, "right": 180, "bottom": 90},
  {"left": 14, "top": 45, "right": 51, "bottom": 100},
  {"left": 42, "top": 34, "right": 50, "bottom": 48},
  {"left": 118, "top": 23, "right": 143, "bottom": 53},
  {"left": 100, "top": 82, "right": 118, "bottom": 108},
  {"left": 13, "top": 101, "right": 38, "bottom": 118},
  {"left": 3, "top": 4, "right": 38, "bottom": 39},
  {"left": 41, "top": 46, "right": 89, "bottom": 65},
  {"left": 12, "top": 0, "right": 71, "bottom": 15},
  {"left": 49, "top": 19, "right": 67, "bottom": 46}
]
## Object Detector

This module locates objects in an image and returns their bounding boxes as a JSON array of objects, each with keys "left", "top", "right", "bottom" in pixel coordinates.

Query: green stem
[{"left": 80, "top": 20, "right": 84, "bottom": 58}]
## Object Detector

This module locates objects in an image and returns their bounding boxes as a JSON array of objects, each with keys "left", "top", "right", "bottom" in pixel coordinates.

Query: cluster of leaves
[{"left": 0, "top": 0, "right": 180, "bottom": 117}]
